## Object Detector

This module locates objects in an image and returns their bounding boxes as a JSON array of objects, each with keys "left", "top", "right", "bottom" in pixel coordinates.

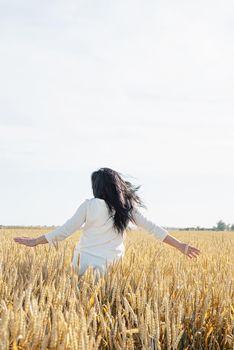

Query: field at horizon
[{"left": 0, "top": 229, "right": 233, "bottom": 349}]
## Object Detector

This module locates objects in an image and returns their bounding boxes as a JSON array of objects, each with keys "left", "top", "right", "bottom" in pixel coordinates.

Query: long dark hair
[{"left": 91, "top": 167, "right": 145, "bottom": 235}]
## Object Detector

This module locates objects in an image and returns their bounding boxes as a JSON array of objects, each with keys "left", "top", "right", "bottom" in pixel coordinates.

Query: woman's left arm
[
  {"left": 14, "top": 199, "right": 88, "bottom": 248},
  {"left": 14, "top": 235, "right": 48, "bottom": 247}
]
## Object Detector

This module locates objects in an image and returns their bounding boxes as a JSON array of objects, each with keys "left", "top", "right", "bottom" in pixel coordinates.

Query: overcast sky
[{"left": 0, "top": 0, "right": 233, "bottom": 228}]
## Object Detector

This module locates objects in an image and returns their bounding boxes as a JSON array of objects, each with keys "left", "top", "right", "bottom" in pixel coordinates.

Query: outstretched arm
[
  {"left": 14, "top": 235, "right": 48, "bottom": 247},
  {"left": 14, "top": 199, "right": 88, "bottom": 248},
  {"left": 162, "top": 234, "right": 201, "bottom": 259},
  {"left": 132, "top": 208, "right": 201, "bottom": 259}
]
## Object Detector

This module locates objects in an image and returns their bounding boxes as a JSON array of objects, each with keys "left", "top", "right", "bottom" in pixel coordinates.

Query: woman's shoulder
[
  {"left": 88, "top": 197, "right": 105, "bottom": 202},
  {"left": 85, "top": 197, "right": 107, "bottom": 206},
  {"left": 84, "top": 197, "right": 108, "bottom": 216}
]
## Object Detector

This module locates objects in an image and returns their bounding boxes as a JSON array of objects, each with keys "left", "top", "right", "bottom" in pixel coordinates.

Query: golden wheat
[{"left": 0, "top": 228, "right": 233, "bottom": 349}]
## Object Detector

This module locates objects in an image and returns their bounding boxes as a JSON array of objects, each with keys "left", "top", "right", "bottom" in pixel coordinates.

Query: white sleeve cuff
[{"left": 44, "top": 232, "right": 57, "bottom": 247}]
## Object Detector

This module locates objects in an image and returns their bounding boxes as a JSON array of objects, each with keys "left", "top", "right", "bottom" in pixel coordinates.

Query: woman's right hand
[{"left": 179, "top": 242, "right": 201, "bottom": 259}]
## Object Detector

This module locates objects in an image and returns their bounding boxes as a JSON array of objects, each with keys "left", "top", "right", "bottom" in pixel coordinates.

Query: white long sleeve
[
  {"left": 44, "top": 199, "right": 88, "bottom": 247},
  {"left": 43, "top": 198, "right": 168, "bottom": 276},
  {"left": 132, "top": 207, "right": 168, "bottom": 241}
]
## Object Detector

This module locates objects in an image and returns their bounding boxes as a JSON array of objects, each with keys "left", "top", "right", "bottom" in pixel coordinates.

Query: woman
[{"left": 14, "top": 167, "right": 201, "bottom": 278}]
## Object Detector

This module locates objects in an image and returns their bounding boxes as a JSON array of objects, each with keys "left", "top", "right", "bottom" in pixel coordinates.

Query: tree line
[
  {"left": 0, "top": 220, "right": 233, "bottom": 231},
  {"left": 213, "top": 220, "right": 234, "bottom": 231},
  {"left": 178, "top": 220, "right": 234, "bottom": 231}
]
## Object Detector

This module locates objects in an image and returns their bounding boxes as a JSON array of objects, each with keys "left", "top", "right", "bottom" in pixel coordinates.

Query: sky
[{"left": 0, "top": 0, "right": 233, "bottom": 228}]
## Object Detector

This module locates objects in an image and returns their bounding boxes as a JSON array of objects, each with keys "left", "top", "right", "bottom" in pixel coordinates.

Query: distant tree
[
  {"left": 216, "top": 220, "right": 226, "bottom": 231},
  {"left": 231, "top": 224, "right": 234, "bottom": 231}
]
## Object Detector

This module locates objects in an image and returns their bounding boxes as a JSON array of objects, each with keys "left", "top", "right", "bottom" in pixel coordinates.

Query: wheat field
[{"left": 0, "top": 228, "right": 233, "bottom": 350}]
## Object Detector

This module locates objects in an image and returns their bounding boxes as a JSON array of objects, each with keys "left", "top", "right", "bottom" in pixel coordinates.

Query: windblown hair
[{"left": 91, "top": 167, "right": 145, "bottom": 235}]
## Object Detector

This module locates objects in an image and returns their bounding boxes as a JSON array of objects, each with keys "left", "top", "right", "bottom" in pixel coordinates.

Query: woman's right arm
[
  {"left": 132, "top": 208, "right": 201, "bottom": 259},
  {"left": 131, "top": 207, "right": 169, "bottom": 241},
  {"left": 162, "top": 234, "right": 201, "bottom": 258}
]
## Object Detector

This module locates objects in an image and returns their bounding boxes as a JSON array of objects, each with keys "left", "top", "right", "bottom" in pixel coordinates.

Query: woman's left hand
[{"left": 13, "top": 237, "right": 38, "bottom": 247}]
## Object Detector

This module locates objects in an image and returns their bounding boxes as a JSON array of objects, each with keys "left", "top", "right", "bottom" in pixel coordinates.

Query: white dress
[{"left": 44, "top": 198, "right": 168, "bottom": 276}]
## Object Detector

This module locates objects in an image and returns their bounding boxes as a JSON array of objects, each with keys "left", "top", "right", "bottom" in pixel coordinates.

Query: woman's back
[
  {"left": 76, "top": 197, "right": 126, "bottom": 260},
  {"left": 44, "top": 196, "right": 168, "bottom": 275}
]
